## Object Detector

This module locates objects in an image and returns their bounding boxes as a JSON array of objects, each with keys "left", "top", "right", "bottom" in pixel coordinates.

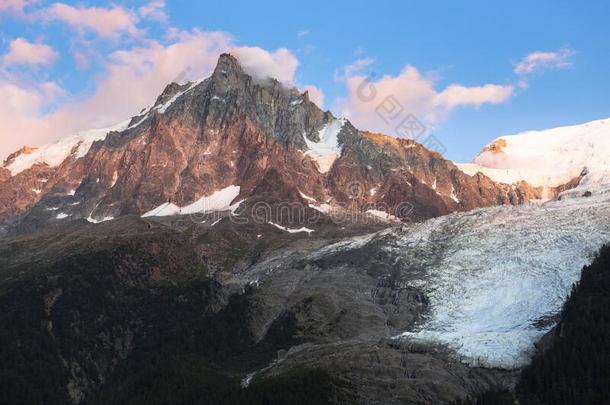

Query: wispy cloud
[
  {"left": 139, "top": 0, "right": 167, "bottom": 22},
  {"left": 334, "top": 57, "right": 374, "bottom": 81},
  {"left": 297, "top": 29, "right": 310, "bottom": 38},
  {"left": 2, "top": 38, "right": 58, "bottom": 66},
  {"left": 514, "top": 47, "right": 574, "bottom": 75},
  {"left": 0, "top": 0, "right": 29, "bottom": 15}
]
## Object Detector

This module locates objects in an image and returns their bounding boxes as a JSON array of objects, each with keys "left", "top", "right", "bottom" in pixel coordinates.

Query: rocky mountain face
[{"left": 0, "top": 53, "right": 548, "bottom": 235}]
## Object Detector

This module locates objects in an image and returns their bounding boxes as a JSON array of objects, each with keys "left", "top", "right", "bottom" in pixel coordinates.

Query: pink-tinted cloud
[
  {"left": 301, "top": 85, "right": 324, "bottom": 108},
  {"left": 0, "top": 80, "right": 65, "bottom": 160},
  {"left": 231, "top": 46, "right": 298, "bottom": 83},
  {"left": 138, "top": 0, "right": 167, "bottom": 22},
  {"left": 514, "top": 48, "right": 574, "bottom": 75},
  {"left": 45, "top": 3, "right": 140, "bottom": 39},
  {"left": 3, "top": 37, "right": 58, "bottom": 66},
  {"left": 0, "top": 29, "right": 318, "bottom": 160},
  {"left": 338, "top": 64, "right": 513, "bottom": 134},
  {"left": 0, "top": 0, "right": 28, "bottom": 14},
  {"left": 436, "top": 84, "right": 514, "bottom": 110},
  {"left": 229, "top": 47, "right": 324, "bottom": 107}
]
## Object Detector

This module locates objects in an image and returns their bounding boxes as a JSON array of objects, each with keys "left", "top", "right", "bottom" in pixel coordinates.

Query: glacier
[{"left": 309, "top": 191, "right": 610, "bottom": 369}]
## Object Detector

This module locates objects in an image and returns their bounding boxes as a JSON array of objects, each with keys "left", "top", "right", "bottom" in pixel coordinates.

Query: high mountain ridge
[{"left": 1, "top": 53, "right": 543, "bottom": 236}]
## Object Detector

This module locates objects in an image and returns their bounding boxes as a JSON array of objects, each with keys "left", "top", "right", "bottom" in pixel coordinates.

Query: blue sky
[{"left": 1, "top": 0, "right": 609, "bottom": 162}]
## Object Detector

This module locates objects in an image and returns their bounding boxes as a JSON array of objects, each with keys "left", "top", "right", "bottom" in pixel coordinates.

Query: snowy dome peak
[{"left": 458, "top": 117, "right": 610, "bottom": 195}]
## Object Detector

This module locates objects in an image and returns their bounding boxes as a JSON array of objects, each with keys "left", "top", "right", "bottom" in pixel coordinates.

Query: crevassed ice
[
  {"left": 305, "top": 193, "right": 610, "bottom": 369},
  {"left": 388, "top": 193, "right": 610, "bottom": 369}
]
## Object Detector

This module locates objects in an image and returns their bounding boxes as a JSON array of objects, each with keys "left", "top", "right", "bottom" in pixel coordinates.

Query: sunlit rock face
[{"left": 1, "top": 54, "right": 543, "bottom": 235}]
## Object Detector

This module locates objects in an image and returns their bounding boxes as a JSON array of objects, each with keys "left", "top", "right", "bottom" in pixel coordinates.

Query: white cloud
[
  {"left": 435, "top": 83, "right": 514, "bottom": 110},
  {"left": 138, "top": 0, "right": 167, "bottom": 22},
  {"left": 297, "top": 29, "right": 310, "bottom": 38},
  {"left": 338, "top": 64, "right": 513, "bottom": 134},
  {"left": 514, "top": 48, "right": 574, "bottom": 75},
  {"left": 231, "top": 46, "right": 299, "bottom": 83},
  {"left": 3, "top": 37, "right": 58, "bottom": 66},
  {"left": 44, "top": 3, "right": 140, "bottom": 39}
]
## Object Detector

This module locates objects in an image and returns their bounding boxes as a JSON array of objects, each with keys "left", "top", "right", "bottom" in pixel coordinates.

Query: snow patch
[
  {"left": 366, "top": 209, "right": 400, "bottom": 222},
  {"left": 299, "top": 191, "right": 317, "bottom": 203},
  {"left": 86, "top": 216, "right": 114, "bottom": 224},
  {"left": 309, "top": 203, "right": 332, "bottom": 214},
  {"left": 449, "top": 186, "right": 460, "bottom": 203},
  {"left": 5, "top": 120, "right": 129, "bottom": 176},
  {"left": 156, "top": 79, "right": 204, "bottom": 114},
  {"left": 303, "top": 119, "right": 346, "bottom": 173},
  {"left": 268, "top": 221, "right": 314, "bottom": 235},
  {"left": 142, "top": 186, "right": 241, "bottom": 217}
]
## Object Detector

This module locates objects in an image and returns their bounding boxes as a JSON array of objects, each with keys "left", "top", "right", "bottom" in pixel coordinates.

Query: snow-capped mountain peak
[
  {"left": 458, "top": 117, "right": 610, "bottom": 197},
  {"left": 3, "top": 120, "right": 130, "bottom": 176}
]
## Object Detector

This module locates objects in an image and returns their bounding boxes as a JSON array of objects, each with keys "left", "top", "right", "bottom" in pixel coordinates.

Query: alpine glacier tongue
[
  {"left": 390, "top": 192, "right": 610, "bottom": 368},
  {"left": 307, "top": 191, "right": 610, "bottom": 369}
]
